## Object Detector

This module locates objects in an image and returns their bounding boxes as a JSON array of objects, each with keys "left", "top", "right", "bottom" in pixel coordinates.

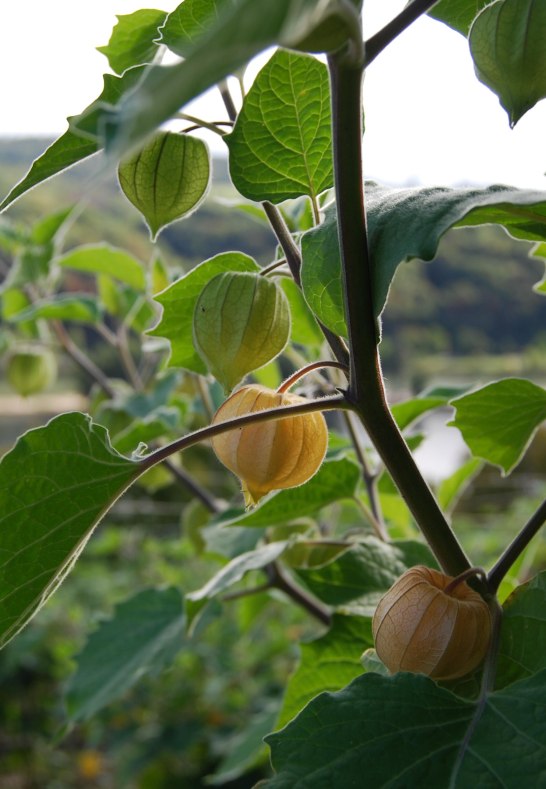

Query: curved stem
[
  {"left": 365, "top": 0, "right": 442, "bottom": 67},
  {"left": 327, "top": 49, "right": 473, "bottom": 580},
  {"left": 487, "top": 498, "right": 546, "bottom": 594},
  {"left": 266, "top": 561, "right": 332, "bottom": 626},
  {"left": 52, "top": 320, "right": 115, "bottom": 397},
  {"left": 444, "top": 567, "right": 487, "bottom": 596},
  {"left": 260, "top": 257, "right": 288, "bottom": 277},
  {"left": 277, "top": 360, "right": 348, "bottom": 393},
  {"left": 138, "top": 394, "right": 348, "bottom": 472}
]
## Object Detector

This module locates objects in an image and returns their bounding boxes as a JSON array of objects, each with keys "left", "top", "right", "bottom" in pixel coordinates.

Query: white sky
[{"left": 1, "top": 1, "right": 546, "bottom": 189}]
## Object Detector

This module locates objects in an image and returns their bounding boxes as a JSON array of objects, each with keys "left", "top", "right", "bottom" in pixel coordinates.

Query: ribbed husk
[
  {"left": 211, "top": 384, "right": 328, "bottom": 506},
  {"left": 372, "top": 565, "right": 492, "bottom": 681}
]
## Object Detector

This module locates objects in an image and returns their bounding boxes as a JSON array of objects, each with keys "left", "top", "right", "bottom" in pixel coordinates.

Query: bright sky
[{"left": 2, "top": 1, "right": 546, "bottom": 189}]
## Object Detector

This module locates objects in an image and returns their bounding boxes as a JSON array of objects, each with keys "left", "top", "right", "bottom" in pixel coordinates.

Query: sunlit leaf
[
  {"left": 8, "top": 294, "right": 101, "bottom": 324},
  {"left": 226, "top": 50, "right": 333, "bottom": 203},
  {"left": 97, "top": 9, "right": 167, "bottom": 74},
  {"left": 450, "top": 378, "right": 546, "bottom": 474},
  {"left": 56, "top": 244, "right": 146, "bottom": 290}
]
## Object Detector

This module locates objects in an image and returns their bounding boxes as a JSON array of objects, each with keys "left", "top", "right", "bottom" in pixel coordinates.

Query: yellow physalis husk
[{"left": 211, "top": 384, "right": 328, "bottom": 507}]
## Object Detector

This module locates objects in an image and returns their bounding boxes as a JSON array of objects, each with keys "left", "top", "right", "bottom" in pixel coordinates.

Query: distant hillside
[{"left": 1, "top": 137, "right": 545, "bottom": 379}]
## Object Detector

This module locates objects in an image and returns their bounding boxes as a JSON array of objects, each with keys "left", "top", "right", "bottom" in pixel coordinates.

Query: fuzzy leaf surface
[{"left": 65, "top": 587, "right": 185, "bottom": 722}]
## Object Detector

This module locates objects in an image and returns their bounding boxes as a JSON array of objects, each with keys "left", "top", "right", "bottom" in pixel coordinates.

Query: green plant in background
[{"left": 1, "top": 0, "right": 546, "bottom": 785}]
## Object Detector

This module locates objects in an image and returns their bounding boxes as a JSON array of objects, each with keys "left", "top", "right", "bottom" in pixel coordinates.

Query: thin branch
[
  {"left": 52, "top": 320, "right": 115, "bottom": 397},
  {"left": 162, "top": 457, "right": 222, "bottom": 514},
  {"left": 266, "top": 561, "right": 332, "bottom": 626},
  {"left": 138, "top": 394, "right": 348, "bottom": 471},
  {"left": 487, "top": 498, "right": 546, "bottom": 594},
  {"left": 117, "top": 324, "right": 144, "bottom": 391},
  {"left": 260, "top": 257, "right": 288, "bottom": 276},
  {"left": 364, "top": 0, "right": 442, "bottom": 67},
  {"left": 262, "top": 201, "right": 304, "bottom": 286},
  {"left": 278, "top": 360, "right": 348, "bottom": 394},
  {"left": 343, "top": 411, "right": 387, "bottom": 540}
]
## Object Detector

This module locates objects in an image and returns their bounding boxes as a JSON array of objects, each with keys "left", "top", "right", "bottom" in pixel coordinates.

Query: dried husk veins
[
  {"left": 211, "top": 384, "right": 328, "bottom": 506},
  {"left": 372, "top": 565, "right": 492, "bottom": 681},
  {"left": 193, "top": 271, "right": 290, "bottom": 392}
]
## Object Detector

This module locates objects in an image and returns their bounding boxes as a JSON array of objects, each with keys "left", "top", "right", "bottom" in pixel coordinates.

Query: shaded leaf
[
  {"left": 0, "top": 413, "right": 139, "bottom": 649},
  {"left": 470, "top": 0, "right": 546, "bottom": 127},
  {"left": 450, "top": 378, "right": 546, "bottom": 474},
  {"left": 280, "top": 278, "right": 322, "bottom": 347},
  {"left": 149, "top": 252, "right": 259, "bottom": 373},
  {"left": 219, "top": 457, "right": 361, "bottom": 528},
  {"left": 97, "top": 9, "right": 167, "bottom": 75},
  {"left": 391, "top": 395, "right": 451, "bottom": 431},
  {"left": 65, "top": 587, "right": 185, "bottom": 722},
  {"left": 226, "top": 50, "right": 333, "bottom": 203},
  {"left": 161, "top": 0, "right": 240, "bottom": 57},
  {"left": 277, "top": 614, "right": 372, "bottom": 729},
  {"left": 0, "top": 69, "right": 146, "bottom": 211},
  {"left": 437, "top": 457, "right": 482, "bottom": 512},
  {"left": 296, "top": 537, "right": 438, "bottom": 614},
  {"left": 283, "top": 540, "right": 351, "bottom": 570},
  {"left": 428, "top": 0, "right": 490, "bottom": 35},
  {"left": 118, "top": 132, "right": 211, "bottom": 239},
  {"left": 112, "top": 407, "right": 182, "bottom": 454},
  {"left": 265, "top": 670, "right": 546, "bottom": 787},
  {"left": 56, "top": 244, "right": 146, "bottom": 290},
  {"left": 496, "top": 572, "right": 546, "bottom": 689}
]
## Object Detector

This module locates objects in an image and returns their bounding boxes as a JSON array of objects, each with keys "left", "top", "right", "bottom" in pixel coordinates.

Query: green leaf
[
  {"left": 148, "top": 252, "right": 259, "bottom": 373},
  {"left": 437, "top": 457, "right": 482, "bottom": 512},
  {"left": 265, "top": 670, "right": 546, "bottom": 787},
  {"left": 97, "top": 9, "right": 167, "bottom": 75},
  {"left": 450, "top": 378, "right": 546, "bottom": 474},
  {"left": 301, "top": 205, "right": 346, "bottom": 336},
  {"left": 277, "top": 614, "right": 372, "bottom": 729},
  {"left": 118, "top": 132, "right": 211, "bottom": 240},
  {"left": 496, "top": 572, "right": 546, "bottom": 689},
  {"left": 30, "top": 206, "right": 73, "bottom": 245},
  {"left": 161, "top": 0, "right": 240, "bottom": 57},
  {"left": 112, "top": 407, "right": 182, "bottom": 454},
  {"left": 186, "top": 540, "right": 288, "bottom": 625},
  {"left": 0, "top": 413, "right": 139, "bottom": 650},
  {"left": 470, "top": 0, "right": 546, "bottom": 127},
  {"left": 315, "top": 182, "right": 546, "bottom": 321},
  {"left": 283, "top": 540, "right": 351, "bottom": 570},
  {"left": 9, "top": 294, "right": 101, "bottom": 324},
  {"left": 226, "top": 50, "right": 333, "bottom": 203},
  {"left": 0, "top": 68, "right": 146, "bottom": 212},
  {"left": 296, "top": 537, "right": 438, "bottom": 614},
  {"left": 219, "top": 457, "right": 361, "bottom": 528},
  {"left": 95, "top": 0, "right": 340, "bottom": 155},
  {"left": 428, "top": 0, "right": 490, "bottom": 35},
  {"left": 193, "top": 271, "right": 290, "bottom": 391},
  {"left": 391, "top": 395, "right": 451, "bottom": 431},
  {"left": 56, "top": 244, "right": 146, "bottom": 290},
  {"left": 65, "top": 587, "right": 185, "bottom": 723}
]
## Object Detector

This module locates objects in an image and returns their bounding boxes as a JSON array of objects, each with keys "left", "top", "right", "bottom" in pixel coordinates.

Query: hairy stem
[
  {"left": 277, "top": 360, "right": 348, "bottom": 394},
  {"left": 365, "top": 0, "right": 442, "bottom": 67},
  {"left": 327, "top": 49, "right": 473, "bottom": 579},
  {"left": 139, "top": 394, "right": 348, "bottom": 471},
  {"left": 266, "top": 561, "right": 332, "bottom": 626},
  {"left": 487, "top": 498, "right": 546, "bottom": 594}
]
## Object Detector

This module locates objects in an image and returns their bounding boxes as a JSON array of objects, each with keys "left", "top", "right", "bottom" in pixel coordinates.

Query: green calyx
[{"left": 193, "top": 271, "right": 290, "bottom": 391}]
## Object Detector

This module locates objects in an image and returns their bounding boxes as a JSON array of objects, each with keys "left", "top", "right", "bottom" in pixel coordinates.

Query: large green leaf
[
  {"left": 470, "top": 0, "right": 546, "bottom": 127},
  {"left": 0, "top": 68, "right": 146, "bottom": 212},
  {"left": 428, "top": 0, "right": 490, "bottom": 35},
  {"left": 304, "top": 184, "right": 546, "bottom": 326},
  {"left": 97, "top": 9, "right": 167, "bottom": 75},
  {"left": 450, "top": 378, "right": 546, "bottom": 474},
  {"left": 277, "top": 614, "right": 372, "bottom": 729},
  {"left": 118, "top": 132, "right": 211, "bottom": 239},
  {"left": 92, "top": 0, "right": 349, "bottom": 155},
  {"left": 437, "top": 457, "right": 482, "bottom": 512},
  {"left": 296, "top": 537, "right": 438, "bottom": 614},
  {"left": 226, "top": 50, "right": 333, "bottom": 203},
  {"left": 280, "top": 278, "right": 322, "bottom": 347},
  {"left": 148, "top": 252, "right": 259, "bottom": 373},
  {"left": 65, "top": 587, "right": 185, "bottom": 722},
  {"left": 0, "top": 413, "right": 139, "bottom": 650},
  {"left": 496, "top": 572, "right": 546, "bottom": 689},
  {"left": 56, "top": 244, "right": 146, "bottom": 290},
  {"left": 265, "top": 670, "right": 546, "bottom": 787},
  {"left": 219, "top": 456, "right": 361, "bottom": 528}
]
